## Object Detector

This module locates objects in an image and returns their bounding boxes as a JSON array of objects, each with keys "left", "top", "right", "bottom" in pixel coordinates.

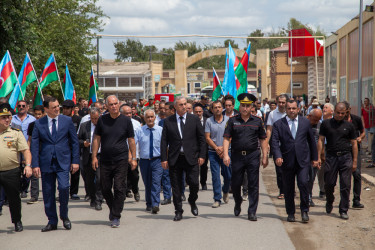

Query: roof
[
  {"left": 94, "top": 60, "right": 152, "bottom": 76},
  {"left": 271, "top": 43, "right": 289, "bottom": 52}
]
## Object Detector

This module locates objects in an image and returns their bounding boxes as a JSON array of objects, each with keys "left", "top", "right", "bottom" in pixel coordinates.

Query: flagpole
[
  {"left": 213, "top": 67, "right": 225, "bottom": 96},
  {"left": 52, "top": 53, "right": 65, "bottom": 100},
  {"left": 28, "top": 52, "right": 44, "bottom": 101},
  {"left": 7, "top": 50, "right": 24, "bottom": 100},
  {"left": 92, "top": 66, "right": 98, "bottom": 101}
]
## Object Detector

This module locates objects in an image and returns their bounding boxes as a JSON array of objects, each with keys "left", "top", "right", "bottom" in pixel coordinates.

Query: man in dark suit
[
  {"left": 193, "top": 103, "right": 209, "bottom": 190},
  {"left": 161, "top": 96, "right": 206, "bottom": 221},
  {"left": 31, "top": 97, "right": 80, "bottom": 232},
  {"left": 271, "top": 100, "right": 318, "bottom": 223},
  {"left": 78, "top": 107, "right": 103, "bottom": 211}
]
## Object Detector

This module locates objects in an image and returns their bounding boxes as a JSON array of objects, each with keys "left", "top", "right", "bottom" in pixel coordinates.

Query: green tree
[{"left": 0, "top": 0, "right": 106, "bottom": 102}]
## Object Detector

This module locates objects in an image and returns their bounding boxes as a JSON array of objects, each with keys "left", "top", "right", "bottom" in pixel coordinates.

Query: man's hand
[
  {"left": 215, "top": 146, "right": 224, "bottom": 156},
  {"left": 33, "top": 167, "right": 41, "bottom": 178},
  {"left": 24, "top": 166, "right": 32, "bottom": 178},
  {"left": 356, "top": 137, "right": 362, "bottom": 144},
  {"left": 352, "top": 162, "right": 357, "bottom": 172},
  {"left": 83, "top": 141, "right": 90, "bottom": 147},
  {"left": 312, "top": 161, "right": 320, "bottom": 169},
  {"left": 198, "top": 158, "right": 204, "bottom": 166},
  {"left": 262, "top": 156, "right": 268, "bottom": 168},
  {"left": 223, "top": 155, "right": 230, "bottom": 167},
  {"left": 130, "top": 160, "right": 137, "bottom": 170},
  {"left": 161, "top": 161, "right": 169, "bottom": 170},
  {"left": 275, "top": 158, "right": 283, "bottom": 167},
  {"left": 71, "top": 164, "right": 79, "bottom": 174},
  {"left": 92, "top": 157, "right": 98, "bottom": 171}
]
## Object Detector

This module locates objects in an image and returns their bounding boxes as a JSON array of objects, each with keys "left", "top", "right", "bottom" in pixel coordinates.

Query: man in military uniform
[
  {"left": 223, "top": 93, "right": 268, "bottom": 221},
  {"left": 0, "top": 103, "right": 32, "bottom": 232},
  {"left": 141, "top": 95, "right": 155, "bottom": 118}
]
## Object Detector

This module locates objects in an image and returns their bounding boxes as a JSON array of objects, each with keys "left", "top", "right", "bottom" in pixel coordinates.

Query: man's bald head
[{"left": 308, "top": 108, "right": 322, "bottom": 125}]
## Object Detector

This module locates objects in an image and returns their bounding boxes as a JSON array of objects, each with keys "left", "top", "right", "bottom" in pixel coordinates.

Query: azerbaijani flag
[
  {"left": 0, "top": 51, "right": 18, "bottom": 98},
  {"left": 234, "top": 43, "right": 251, "bottom": 109},
  {"left": 226, "top": 43, "right": 240, "bottom": 98},
  {"left": 63, "top": 64, "right": 76, "bottom": 103},
  {"left": 88, "top": 66, "right": 98, "bottom": 106},
  {"left": 212, "top": 68, "right": 222, "bottom": 101},
  {"left": 9, "top": 53, "right": 38, "bottom": 109},
  {"left": 33, "top": 53, "right": 59, "bottom": 107}
]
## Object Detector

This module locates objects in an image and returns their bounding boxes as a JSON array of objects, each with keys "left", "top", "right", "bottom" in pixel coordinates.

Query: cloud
[{"left": 104, "top": 17, "right": 170, "bottom": 34}]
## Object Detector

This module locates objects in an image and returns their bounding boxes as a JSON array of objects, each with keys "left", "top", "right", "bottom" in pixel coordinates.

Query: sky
[{"left": 96, "top": 0, "right": 374, "bottom": 59}]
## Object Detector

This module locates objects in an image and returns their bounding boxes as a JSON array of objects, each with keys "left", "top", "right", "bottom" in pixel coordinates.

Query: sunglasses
[{"left": 17, "top": 105, "right": 26, "bottom": 108}]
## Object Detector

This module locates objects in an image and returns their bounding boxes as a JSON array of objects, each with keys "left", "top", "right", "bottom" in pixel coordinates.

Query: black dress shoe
[
  {"left": 287, "top": 214, "right": 296, "bottom": 222},
  {"left": 152, "top": 206, "right": 160, "bottom": 214},
  {"left": 146, "top": 206, "right": 152, "bottom": 211},
  {"left": 248, "top": 213, "right": 257, "bottom": 221},
  {"left": 41, "top": 224, "right": 57, "bottom": 232},
  {"left": 353, "top": 202, "right": 364, "bottom": 208},
  {"left": 326, "top": 202, "right": 333, "bottom": 214},
  {"left": 161, "top": 199, "right": 171, "bottom": 205},
  {"left": 62, "top": 218, "right": 71, "bottom": 230},
  {"left": 173, "top": 212, "right": 183, "bottom": 221},
  {"left": 134, "top": 192, "right": 140, "bottom": 202},
  {"left": 14, "top": 221, "right": 23, "bottom": 232},
  {"left": 309, "top": 200, "right": 315, "bottom": 207},
  {"left": 189, "top": 202, "right": 198, "bottom": 216},
  {"left": 234, "top": 203, "right": 241, "bottom": 216},
  {"left": 202, "top": 184, "right": 207, "bottom": 190},
  {"left": 181, "top": 194, "right": 186, "bottom": 201},
  {"left": 340, "top": 212, "right": 349, "bottom": 220},
  {"left": 95, "top": 203, "right": 102, "bottom": 211},
  {"left": 301, "top": 212, "right": 309, "bottom": 223},
  {"left": 90, "top": 202, "right": 95, "bottom": 207}
]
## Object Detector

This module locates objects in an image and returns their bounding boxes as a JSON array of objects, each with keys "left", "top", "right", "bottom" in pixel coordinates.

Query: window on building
[
  {"left": 292, "top": 82, "right": 303, "bottom": 89},
  {"left": 105, "top": 78, "right": 116, "bottom": 87},
  {"left": 118, "top": 77, "right": 130, "bottom": 87},
  {"left": 131, "top": 77, "right": 142, "bottom": 87},
  {"left": 163, "top": 72, "right": 169, "bottom": 78}
]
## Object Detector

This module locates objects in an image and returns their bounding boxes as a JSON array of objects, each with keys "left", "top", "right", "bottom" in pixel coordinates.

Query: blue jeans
[
  {"left": 139, "top": 158, "right": 163, "bottom": 207},
  {"left": 208, "top": 151, "right": 232, "bottom": 202},
  {"left": 161, "top": 169, "right": 172, "bottom": 200}
]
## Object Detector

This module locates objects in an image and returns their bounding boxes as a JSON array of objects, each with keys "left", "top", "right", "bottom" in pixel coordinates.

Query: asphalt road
[{"left": 0, "top": 168, "right": 294, "bottom": 250}]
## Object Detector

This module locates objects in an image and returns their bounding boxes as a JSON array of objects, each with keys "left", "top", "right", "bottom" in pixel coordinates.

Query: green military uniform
[
  {"left": 0, "top": 103, "right": 29, "bottom": 232},
  {"left": 140, "top": 95, "right": 155, "bottom": 116}
]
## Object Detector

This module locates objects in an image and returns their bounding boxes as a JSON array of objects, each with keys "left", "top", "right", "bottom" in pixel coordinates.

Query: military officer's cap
[
  {"left": 148, "top": 95, "right": 155, "bottom": 100},
  {"left": 0, "top": 103, "right": 12, "bottom": 116},
  {"left": 201, "top": 95, "right": 209, "bottom": 100},
  {"left": 237, "top": 93, "right": 256, "bottom": 104}
]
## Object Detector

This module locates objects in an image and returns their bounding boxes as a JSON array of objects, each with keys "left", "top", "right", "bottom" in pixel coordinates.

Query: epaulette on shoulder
[{"left": 11, "top": 127, "right": 20, "bottom": 131}]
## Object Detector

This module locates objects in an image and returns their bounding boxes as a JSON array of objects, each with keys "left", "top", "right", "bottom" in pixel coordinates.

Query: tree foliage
[{"left": 0, "top": 0, "right": 106, "bottom": 102}]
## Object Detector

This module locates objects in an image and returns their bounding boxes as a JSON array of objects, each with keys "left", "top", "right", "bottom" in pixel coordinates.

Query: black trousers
[
  {"left": 100, "top": 159, "right": 128, "bottom": 219},
  {"left": 80, "top": 160, "right": 89, "bottom": 197},
  {"left": 200, "top": 154, "right": 208, "bottom": 186},
  {"left": 274, "top": 164, "right": 284, "bottom": 195},
  {"left": 126, "top": 162, "right": 139, "bottom": 194},
  {"left": 231, "top": 150, "right": 260, "bottom": 214},
  {"left": 0, "top": 168, "right": 21, "bottom": 223},
  {"left": 84, "top": 155, "right": 103, "bottom": 204},
  {"left": 70, "top": 169, "right": 80, "bottom": 197},
  {"left": 324, "top": 153, "right": 352, "bottom": 213},
  {"left": 281, "top": 160, "right": 310, "bottom": 215},
  {"left": 169, "top": 155, "right": 199, "bottom": 213},
  {"left": 308, "top": 166, "right": 318, "bottom": 199},
  {"left": 352, "top": 150, "right": 361, "bottom": 202}
]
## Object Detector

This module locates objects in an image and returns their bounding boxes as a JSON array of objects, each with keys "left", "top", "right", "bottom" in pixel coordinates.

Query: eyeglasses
[{"left": 17, "top": 105, "right": 26, "bottom": 108}]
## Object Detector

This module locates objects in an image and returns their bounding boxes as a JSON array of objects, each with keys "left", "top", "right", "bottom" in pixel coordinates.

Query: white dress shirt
[
  {"left": 90, "top": 122, "right": 101, "bottom": 153},
  {"left": 286, "top": 116, "right": 299, "bottom": 135},
  {"left": 176, "top": 112, "right": 187, "bottom": 152},
  {"left": 47, "top": 115, "right": 59, "bottom": 134}
]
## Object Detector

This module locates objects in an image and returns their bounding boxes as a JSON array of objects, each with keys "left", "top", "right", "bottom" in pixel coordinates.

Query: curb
[{"left": 361, "top": 173, "right": 375, "bottom": 186}]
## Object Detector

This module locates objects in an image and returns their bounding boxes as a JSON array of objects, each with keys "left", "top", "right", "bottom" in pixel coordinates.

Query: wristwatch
[
  {"left": 131, "top": 158, "right": 137, "bottom": 161},
  {"left": 25, "top": 164, "right": 31, "bottom": 167}
]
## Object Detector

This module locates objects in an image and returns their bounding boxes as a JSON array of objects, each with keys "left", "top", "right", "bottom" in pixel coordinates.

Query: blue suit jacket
[
  {"left": 271, "top": 116, "right": 318, "bottom": 168},
  {"left": 31, "top": 115, "right": 80, "bottom": 173}
]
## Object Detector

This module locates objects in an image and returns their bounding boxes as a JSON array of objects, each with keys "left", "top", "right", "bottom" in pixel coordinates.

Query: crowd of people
[{"left": 0, "top": 92, "right": 372, "bottom": 231}]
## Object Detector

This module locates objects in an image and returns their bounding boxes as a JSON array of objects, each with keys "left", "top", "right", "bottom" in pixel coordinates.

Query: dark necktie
[
  {"left": 179, "top": 116, "right": 184, "bottom": 138},
  {"left": 148, "top": 128, "right": 153, "bottom": 158},
  {"left": 52, "top": 118, "right": 57, "bottom": 140}
]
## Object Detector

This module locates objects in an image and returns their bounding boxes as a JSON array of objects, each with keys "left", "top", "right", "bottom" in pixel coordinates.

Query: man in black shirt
[
  {"left": 62, "top": 99, "right": 82, "bottom": 200},
  {"left": 344, "top": 102, "right": 365, "bottom": 209},
  {"left": 317, "top": 102, "right": 358, "bottom": 220},
  {"left": 92, "top": 95, "right": 137, "bottom": 228},
  {"left": 223, "top": 93, "right": 268, "bottom": 221}
]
